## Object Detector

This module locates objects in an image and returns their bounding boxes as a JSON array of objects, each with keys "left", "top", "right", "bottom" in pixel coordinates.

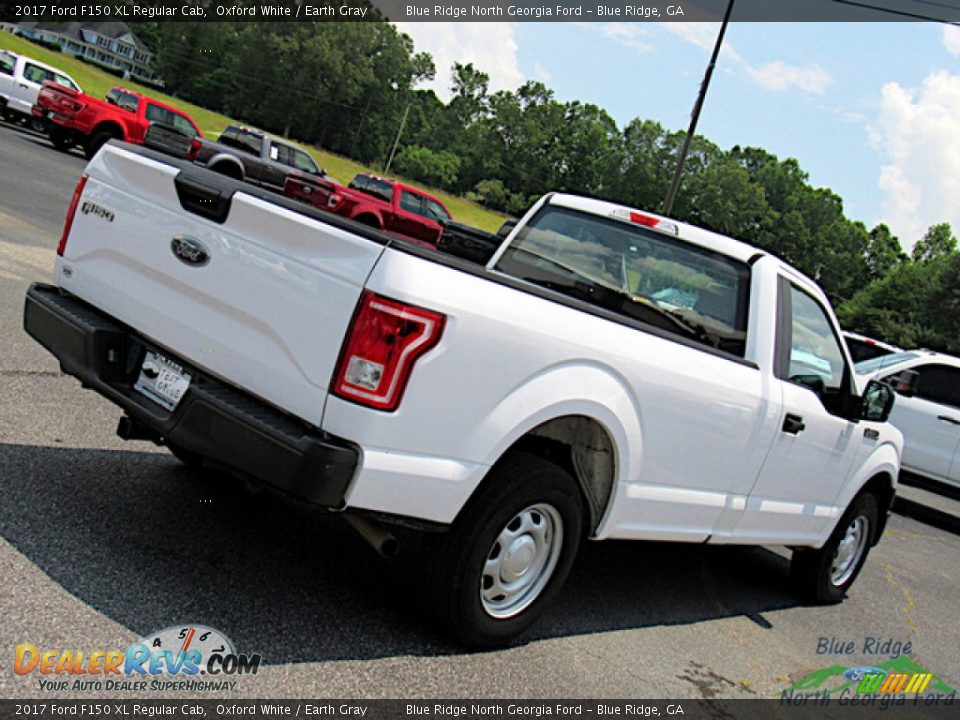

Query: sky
[{"left": 394, "top": 20, "right": 960, "bottom": 253}]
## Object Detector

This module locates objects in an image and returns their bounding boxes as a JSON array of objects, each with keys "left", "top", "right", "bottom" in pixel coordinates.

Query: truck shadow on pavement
[{"left": 2, "top": 442, "right": 807, "bottom": 661}]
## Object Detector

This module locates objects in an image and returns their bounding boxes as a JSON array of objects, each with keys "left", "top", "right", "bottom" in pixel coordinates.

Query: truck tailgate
[{"left": 56, "top": 144, "right": 386, "bottom": 426}]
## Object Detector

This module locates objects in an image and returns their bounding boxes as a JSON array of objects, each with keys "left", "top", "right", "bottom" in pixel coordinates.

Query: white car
[
  {"left": 0, "top": 50, "right": 81, "bottom": 129},
  {"left": 857, "top": 350, "right": 960, "bottom": 490}
]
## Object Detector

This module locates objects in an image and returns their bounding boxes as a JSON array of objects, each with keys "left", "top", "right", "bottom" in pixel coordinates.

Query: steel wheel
[
  {"left": 481, "top": 503, "right": 563, "bottom": 619},
  {"left": 830, "top": 515, "right": 869, "bottom": 586}
]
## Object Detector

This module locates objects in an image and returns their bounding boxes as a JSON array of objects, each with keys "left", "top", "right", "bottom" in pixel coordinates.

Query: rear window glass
[
  {"left": 219, "top": 127, "right": 261, "bottom": 156},
  {"left": 105, "top": 89, "right": 139, "bottom": 112},
  {"left": 349, "top": 175, "right": 393, "bottom": 203},
  {"left": 145, "top": 104, "right": 197, "bottom": 138},
  {"left": 496, "top": 205, "right": 751, "bottom": 357}
]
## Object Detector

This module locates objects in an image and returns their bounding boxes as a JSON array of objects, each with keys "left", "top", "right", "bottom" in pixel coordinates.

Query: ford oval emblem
[{"left": 171, "top": 235, "right": 210, "bottom": 267}]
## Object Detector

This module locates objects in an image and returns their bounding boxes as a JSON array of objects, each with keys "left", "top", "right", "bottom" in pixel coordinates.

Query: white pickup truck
[{"left": 25, "top": 143, "right": 902, "bottom": 646}]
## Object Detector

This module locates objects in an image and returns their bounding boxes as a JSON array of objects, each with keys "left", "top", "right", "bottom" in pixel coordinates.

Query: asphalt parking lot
[{"left": 1, "top": 120, "right": 958, "bottom": 700}]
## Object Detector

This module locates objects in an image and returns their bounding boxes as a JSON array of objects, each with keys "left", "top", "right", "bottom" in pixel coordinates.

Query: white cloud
[
  {"left": 944, "top": 26, "right": 960, "bottom": 56},
  {"left": 599, "top": 23, "right": 653, "bottom": 53},
  {"left": 532, "top": 62, "right": 552, "bottom": 84},
  {"left": 870, "top": 71, "right": 960, "bottom": 251},
  {"left": 662, "top": 24, "right": 834, "bottom": 95},
  {"left": 746, "top": 61, "right": 834, "bottom": 94},
  {"left": 393, "top": 22, "right": 524, "bottom": 102}
]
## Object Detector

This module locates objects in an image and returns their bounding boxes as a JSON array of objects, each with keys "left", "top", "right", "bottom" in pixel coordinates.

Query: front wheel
[
  {"left": 425, "top": 452, "right": 584, "bottom": 647},
  {"left": 792, "top": 493, "right": 878, "bottom": 603}
]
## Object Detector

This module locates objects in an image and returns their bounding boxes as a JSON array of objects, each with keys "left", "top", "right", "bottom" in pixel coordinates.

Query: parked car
[
  {"left": 285, "top": 172, "right": 452, "bottom": 245},
  {"left": 857, "top": 350, "right": 960, "bottom": 491},
  {"left": 843, "top": 331, "right": 903, "bottom": 364},
  {"left": 0, "top": 50, "right": 80, "bottom": 131},
  {"left": 24, "top": 143, "right": 901, "bottom": 646},
  {"left": 190, "top": 124, "right": 327, "bottom": 190},
  {"left": 33, "top": 81, "right": 202, "bottom": 158}
]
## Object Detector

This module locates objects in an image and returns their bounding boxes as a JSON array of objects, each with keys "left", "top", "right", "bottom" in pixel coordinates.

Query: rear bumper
[{"left": 24, "top": 283, "right": 359, "bottom": 507}]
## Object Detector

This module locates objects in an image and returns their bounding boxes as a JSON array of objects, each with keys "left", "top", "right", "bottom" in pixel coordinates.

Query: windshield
[
  {"left": 855, "top": 351, "right": 921, "bottom": 375},
  {"left": 496, "top": 205, "right": 751, "bottom": 357}
]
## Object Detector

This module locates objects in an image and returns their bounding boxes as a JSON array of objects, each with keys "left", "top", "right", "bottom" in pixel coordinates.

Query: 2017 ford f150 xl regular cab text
[{"left": 24, "top": 143, "right": 901, "bottom": 646}]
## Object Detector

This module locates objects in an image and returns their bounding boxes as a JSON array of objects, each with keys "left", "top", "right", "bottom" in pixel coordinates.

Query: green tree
[{"left": 912, "top": 222, "right": 957, "bottom": 263}]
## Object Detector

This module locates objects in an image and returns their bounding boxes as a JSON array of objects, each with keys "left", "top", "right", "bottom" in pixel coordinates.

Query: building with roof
[{"left": 0, "top": 22, "right": 160, "bottom": 85}]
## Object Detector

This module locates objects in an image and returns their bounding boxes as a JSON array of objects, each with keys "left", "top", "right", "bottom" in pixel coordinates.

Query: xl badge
[{"left": 171, "top": 235, "right": 210, "bottom": 267}]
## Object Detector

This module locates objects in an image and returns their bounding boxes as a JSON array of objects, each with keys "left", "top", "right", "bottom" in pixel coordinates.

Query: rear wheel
[
  {"left": 792, "top": 493, "right": 878, "bottom": 603},
  {"left": 425, "top": 452, "right": 584, "bottom": 647},
  {"left": 84, "top": 130, "right": 117, "bottom": 159},
  {"left": 29, "top": 117, "right": 49, "bottom": 134},
  {"left": 49, "top": 128, "right": 73, "bottom": 152}
]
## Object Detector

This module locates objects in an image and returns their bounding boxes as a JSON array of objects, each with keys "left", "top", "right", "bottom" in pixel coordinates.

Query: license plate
[{"left": 134, "top": 351, "right": 192, "bottom": 411}]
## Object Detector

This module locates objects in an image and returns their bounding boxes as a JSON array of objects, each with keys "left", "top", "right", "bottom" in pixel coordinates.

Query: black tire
[
  {"left": 49, "top": 129, "right": 73, "bottom": 152},
  {"left": 84, "top": 130, "right": 116, "bottom": 160},
  {"left": 792, "top": 493, "right": 878, "bottom": 604},
  {"left": 29, "top": 117, "right": 49, "bottom": 134},
  {"left": 425, "top": 452, "right": 584, "bottom": 647}
]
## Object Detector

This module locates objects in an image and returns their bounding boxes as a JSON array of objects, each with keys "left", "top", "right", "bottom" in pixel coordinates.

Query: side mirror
[{"left": 860, "top": 379, "right": 895, "bottom": 423}]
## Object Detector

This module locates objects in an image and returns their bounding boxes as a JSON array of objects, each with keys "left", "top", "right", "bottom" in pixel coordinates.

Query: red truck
[
  {"left": 33, "top": 81, "right": 202, "bottom": 159},
  {"left": 284, "top": 172, "right": 452, "bottom": 246}
]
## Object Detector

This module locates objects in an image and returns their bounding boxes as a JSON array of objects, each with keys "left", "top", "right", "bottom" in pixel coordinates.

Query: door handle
[
  {"left": 937, "top": 415, "right": 960, "bottom": 426},
  {"left": 783, "top": 413, "right": 805, "bottom": 434}
]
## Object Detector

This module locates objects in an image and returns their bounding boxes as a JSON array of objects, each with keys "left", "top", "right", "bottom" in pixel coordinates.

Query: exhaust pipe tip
[{"left": 345, "top": 514, "right": 399, "bottom": 558}]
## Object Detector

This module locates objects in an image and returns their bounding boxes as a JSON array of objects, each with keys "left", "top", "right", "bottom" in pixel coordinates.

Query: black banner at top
[{"left": 1, "top": 0, "right": 960, "bottom": 23}]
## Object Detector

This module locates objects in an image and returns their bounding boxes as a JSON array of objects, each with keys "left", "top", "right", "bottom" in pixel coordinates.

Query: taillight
[
  {"left": 186, "top": 138, "right": 202, "bottom": 161},
  {"left": 332, "top": 292, "right": 445, "bottom": 411},
  {"left": 58, "top": 174, "right": 88, "bottom": 256}
]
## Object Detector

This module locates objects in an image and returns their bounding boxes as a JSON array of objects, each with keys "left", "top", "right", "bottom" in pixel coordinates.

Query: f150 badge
[
  {"left": 171, "top": 236, "right": 210, "bottom": 267},
  {"left": 80, "top": 201, "right": 114, "bottom": 223}
]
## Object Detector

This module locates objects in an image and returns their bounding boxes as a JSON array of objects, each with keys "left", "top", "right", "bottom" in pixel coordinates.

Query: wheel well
[
  {"left": 860, "top": 472, "right": 895, "bottom": 545},
  {"left": 498, "top": 416, "right": 616, "bottom": 535},
  {"left": 208, "top": 159, "right": 244, "bottom": 180},
  {"left": 92, "top": 122, "right": 122, "bottom": 139},
  {"left": 353, "top": 213, "right": 381, "bottom": 229}
]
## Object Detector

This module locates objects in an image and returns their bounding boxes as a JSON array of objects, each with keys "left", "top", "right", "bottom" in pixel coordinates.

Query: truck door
[
  {"left": 390, "top": 189, "right": 435, "bottom": 241},
  {"left": 735, "top": 277, "right": 861, "bottom": 543}
]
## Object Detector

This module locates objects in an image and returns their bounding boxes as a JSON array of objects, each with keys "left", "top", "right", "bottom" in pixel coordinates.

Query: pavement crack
[{"left": 0, "top": 369, "right": 63, "bottom": 377}]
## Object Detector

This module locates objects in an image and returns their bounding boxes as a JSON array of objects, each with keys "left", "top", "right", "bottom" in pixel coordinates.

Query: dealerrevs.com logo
[{"left": 14, "top": 625, "right": 261, "bottom": 693}]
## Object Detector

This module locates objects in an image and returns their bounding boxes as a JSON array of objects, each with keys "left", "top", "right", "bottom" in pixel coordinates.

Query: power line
[{"left": 832, "top": 0, "right": 960, "bottom": 23}]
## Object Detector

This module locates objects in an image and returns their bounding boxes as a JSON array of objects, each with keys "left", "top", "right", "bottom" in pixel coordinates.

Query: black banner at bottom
[{"left": 1, "top": 699, "right": 959, "bottom": 720}]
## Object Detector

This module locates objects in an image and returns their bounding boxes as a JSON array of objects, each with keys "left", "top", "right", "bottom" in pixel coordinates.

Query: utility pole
[
  {"left": 662, "top": 0, "right": 736, "bottom": 216},
  {"left": 384, "top": 103, "right": 411, "bottom": 175}
]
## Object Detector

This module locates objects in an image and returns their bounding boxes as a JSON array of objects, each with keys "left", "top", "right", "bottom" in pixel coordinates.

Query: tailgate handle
[{"left": 174, "top": 171, "right": 234, "bottom": 224}]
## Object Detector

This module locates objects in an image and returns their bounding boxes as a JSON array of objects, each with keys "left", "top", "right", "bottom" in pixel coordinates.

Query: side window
[
  {"left": 292, "top": 149, "right": 318, "bottom": 174},
  {"left": 0, "top": 53, "right": 15, "bottom": 76},
  {"left": 906, "top": 364, "right": 960, "bottom": 409},
  {"left": 781, "top": 281, "right": 850, "bottom": 410},
  {"left": 23, "top": 64, "right": 52, "bottom": 84},
  {"left": 171, "top": 113, "right": 198, "bottom": 139},
  {"left": 399, "top": 190, "right": 422, "bottom": 214},
  {"left": 424, "top": 198, "right": 450, "bottom": 222},
  {"left": 271, "top": 142, "right": 294, "bottom": 167},
  {"left": 54, "top": 74, "right": 78, "bottom": 91}
]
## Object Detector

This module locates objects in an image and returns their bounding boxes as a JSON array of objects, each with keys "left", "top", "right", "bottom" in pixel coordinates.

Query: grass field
[{"left": 0, "top": 32, "right": 508, "bottom": 231}]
